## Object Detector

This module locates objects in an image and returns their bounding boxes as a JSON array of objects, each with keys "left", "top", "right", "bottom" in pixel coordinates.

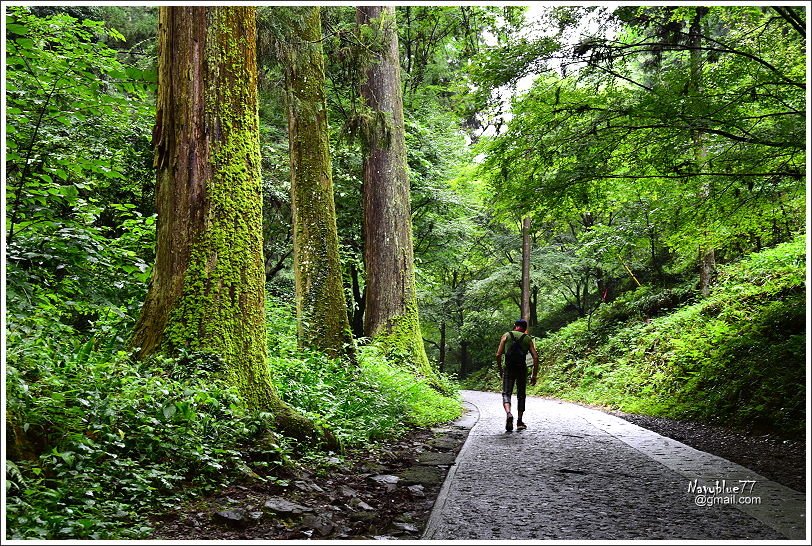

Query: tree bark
[
  {"left": 438, "top": 320, "right": 446, "bottom": 373},
  {"left": 530, "top": 285, "right": 539, "bottom": 327},
  {"left": 283, "top": 6, "right": 356, "bottom": 361},
  {"left": 349, "top": 262, "right": 366, "bottom": 339},
  {"left": 357, "top": 6, "right": 432, "bottom": 377},
  {"left": 131, "top": 7, "right": 319, "bottom": 442},
  {"left": 459, "top": 340, "right": 469, "bottom": 379}
]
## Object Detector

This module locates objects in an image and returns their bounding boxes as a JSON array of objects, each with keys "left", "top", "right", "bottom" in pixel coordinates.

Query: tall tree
[
  {"left": 131, "top": 6, "right": 313, "bottom": 437},
  {"left": 521, "top": 216, "right": 532, "bottom": 322},
  {"left": 281, "top": 6, "right": 356, "bottom": 360},
  {"left": 688, "top": 7, "right": 715, "bottom": 295},
  {"left": 356, "top": 6, "right": 432, "bottom": 376}
]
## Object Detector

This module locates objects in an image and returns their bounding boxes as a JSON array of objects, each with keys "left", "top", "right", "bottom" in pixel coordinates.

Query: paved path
[{"left": 424, "top": 391, "right": 807, "bottom": 541}]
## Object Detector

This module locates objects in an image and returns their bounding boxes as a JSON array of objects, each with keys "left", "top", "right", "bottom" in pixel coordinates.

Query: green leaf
[
  {"left": 6, "top": 23, "right": 27, "bottom": 35},
  {"left": 14, "top": 38, "right": 34, "bottom": 49},
  {"left": 162, "top": 404, "right": 177, "bottom": 420},
  {"left": 59, "top": 451, "right": 76, "bottom": 467}
]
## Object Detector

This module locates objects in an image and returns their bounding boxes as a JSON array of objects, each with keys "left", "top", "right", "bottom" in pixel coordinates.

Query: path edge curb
[{"left": 421, "top": 398, "right": 481, "bottom": 539}]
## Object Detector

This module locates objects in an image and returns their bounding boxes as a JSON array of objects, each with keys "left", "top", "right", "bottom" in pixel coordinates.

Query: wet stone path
[{"left": 424, "top": 390, "right": 806, "bottom": 540}]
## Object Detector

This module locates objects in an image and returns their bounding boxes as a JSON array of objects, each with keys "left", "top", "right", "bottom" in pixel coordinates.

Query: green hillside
[{"left": 466, "top": 236, "right": 806, "bottom": 439}]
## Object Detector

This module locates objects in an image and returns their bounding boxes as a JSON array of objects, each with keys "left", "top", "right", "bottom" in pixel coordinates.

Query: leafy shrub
[
  {"left": 6, "top": 6, "right": 156, "bottom": 341},
  {"left": 266, "top": 299, "right": 461, "bottom": 446},
  {"left": 5, "top": 340, "right": 280, "bottom": 540}
]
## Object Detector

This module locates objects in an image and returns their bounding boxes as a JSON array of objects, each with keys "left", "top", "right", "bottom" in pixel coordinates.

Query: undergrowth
[
  {"left": 5, "top": 297, "right": 460, "bottom": 540},
  {"left": 265, "top": 298, "right": 461, "bottom": 446}
]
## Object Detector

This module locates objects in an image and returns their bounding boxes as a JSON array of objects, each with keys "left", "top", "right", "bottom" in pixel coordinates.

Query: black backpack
[{"left": 505, "top": 331, "right": 529, "bottom": 368}]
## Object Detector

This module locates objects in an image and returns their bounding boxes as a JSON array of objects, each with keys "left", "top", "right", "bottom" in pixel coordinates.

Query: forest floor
[
  {"left": 151, "top": 406, "right": 475, "bottom": 540},
  {"left": 150, "top": 395, "right": 805, "bottom": 540}
]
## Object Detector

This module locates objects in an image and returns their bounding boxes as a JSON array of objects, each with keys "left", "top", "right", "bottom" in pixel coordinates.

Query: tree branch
[
  {"left": 772, "top": 6, "right": 806, "bottom": 38},
  {"left": 604, "top": 123, "right": 796, "bottom": 148}
]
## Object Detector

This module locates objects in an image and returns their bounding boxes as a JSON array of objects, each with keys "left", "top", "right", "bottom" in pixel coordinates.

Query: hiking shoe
[
  {"left": 506, "top": 413, "right": 514, "bottom": 431},
  {"left": 516, "top": 421, "right": 527, "bottom": 431}
]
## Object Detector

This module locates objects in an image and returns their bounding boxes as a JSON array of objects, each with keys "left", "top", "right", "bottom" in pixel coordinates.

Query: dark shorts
[{"left": 502, "top": 364, "right": 528, "bottom": 412}]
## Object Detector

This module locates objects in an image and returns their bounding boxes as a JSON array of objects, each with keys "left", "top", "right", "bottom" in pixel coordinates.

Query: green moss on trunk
[
  {"left": 161, "top": 7, "right": 270, "bottom": 410},
  {"left": 284, "top": 7, "right": 357, "bottom": 361},
  {"left": 372, "top": 304, "right": 431, "bottom": 377},
  {"left": 132, "top": 7, "right": 324, "bottom": 443}
]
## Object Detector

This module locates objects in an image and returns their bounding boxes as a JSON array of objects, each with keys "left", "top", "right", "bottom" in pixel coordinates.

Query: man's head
[{"left": 514, "top": 319, "right": 528, "bottom": 332}]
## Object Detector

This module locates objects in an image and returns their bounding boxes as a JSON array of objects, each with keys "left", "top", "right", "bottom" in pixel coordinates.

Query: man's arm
[
  {"left": 495, "top": 334, "right": 507, "bottom": 377},
  {"left": 529, "top": 341, "right": 540, "bottom": 386}
]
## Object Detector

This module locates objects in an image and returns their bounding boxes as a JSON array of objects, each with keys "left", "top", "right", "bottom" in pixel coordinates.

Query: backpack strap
[{"left": 507, "top": 331, "right": 527, "bottom": 352}]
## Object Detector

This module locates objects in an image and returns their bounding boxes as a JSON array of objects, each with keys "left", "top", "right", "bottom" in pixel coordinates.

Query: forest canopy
[{"left": 4, "top": 4, "right": 807, "bottom": 540}]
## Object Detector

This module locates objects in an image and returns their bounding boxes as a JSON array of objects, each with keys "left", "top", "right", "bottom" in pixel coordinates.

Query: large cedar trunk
[
  {"left": 284, "top": 6, "right": 356, "bottom": 360},
  {"left": 131, "top": 7, "right": 317, "bottom": 440},
  {"left": 356, "top": 6, "right": 431, "bottom": 376}
]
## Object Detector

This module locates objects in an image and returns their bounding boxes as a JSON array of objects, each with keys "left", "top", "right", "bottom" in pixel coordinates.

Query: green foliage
[
  {"left": 454, "top": 5, "right": 805, "bottom": 382},
  {"left": 518, "top": 236, "right": 806, "bottom": 438},
  {"left": 266, "top": 299, "right": 461, "bottom": 445},
  {"left": 360, "top": 345, "right": 461, "bottom": 427},
  {"left": 6, "top": 6, "right": 157, "bottom": 338},
  {"left": 5, "top": 337, "right": 281, "bottom": 539},
  {"left": 6, "top": 295, "right": 462, "bottom": 540},
  {"left": 8, "top": 4, "right": 804, "bottom": 539}
]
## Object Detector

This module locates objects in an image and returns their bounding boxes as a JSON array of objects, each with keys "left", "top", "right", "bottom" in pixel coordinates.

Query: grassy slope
[{"left": 466, "top": 236, "right": 806, "bottom": 438}]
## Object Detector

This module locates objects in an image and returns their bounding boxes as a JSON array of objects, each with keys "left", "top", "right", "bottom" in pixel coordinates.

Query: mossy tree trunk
[
  {"left": 356, "top": 6, "right": 432, "bottom": 377},
  {"left": 438, "top": 320, "right": 446, "bottom": 372},
  {"left": 131, "top": 6, "right": 315, "bottom": 440},
  {"left": 282, "top": 6, "right": 356, "bottom": 361}
]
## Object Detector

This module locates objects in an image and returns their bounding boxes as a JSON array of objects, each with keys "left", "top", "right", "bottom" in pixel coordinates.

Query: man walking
[{"left": 496, "top": 319, "right": 539, "bottom": 431}]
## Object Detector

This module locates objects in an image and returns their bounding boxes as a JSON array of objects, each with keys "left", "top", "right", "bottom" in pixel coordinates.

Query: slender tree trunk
[
  {"left": 530, "top": 286, "right": 539, "bottom": 327},
  {"left": 438, "top": 320, "right": 446, "bottom": 373},
  {"left": 131, "top": 7, "right": 317, "bottom": 441},
  {"left": 349, "top": 263, "right": 366, "bottom": 339},
  {"left": 595, "top": 269, "right": 603, "bottom": 303},
  {"left": 643, "top": 206, "right": 663, "bottom": 282},
  {"left": 521, "top": 216, "right": 531, "bottom": 322},
  {"left": 283, "top": 6, "right": 355, "bottom": 360},
  {"left": 356, "top": 6, "right": 431, "bottom": 376},
  {"left": 689, "top": 7, "right": 715, "bottom": 296},
  {"left": 460, "top": 340, "right": 469, "bottom": 379}
]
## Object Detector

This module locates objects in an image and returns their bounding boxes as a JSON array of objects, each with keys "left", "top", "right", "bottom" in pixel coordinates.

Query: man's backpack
[{"left": 505, "top": 331, "right": 529, "bottom": 368}]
